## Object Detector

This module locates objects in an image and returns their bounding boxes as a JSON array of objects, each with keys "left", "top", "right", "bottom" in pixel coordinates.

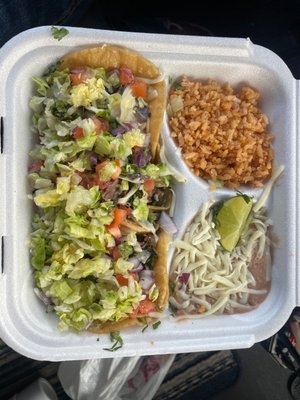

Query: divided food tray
[{"left": 0, "top": 26, "right": 297, "bottom": 361}]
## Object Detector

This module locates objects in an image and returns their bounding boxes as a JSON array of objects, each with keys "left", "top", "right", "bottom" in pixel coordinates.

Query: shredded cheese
[{"left": 170, "top": 166, "right": 284, "bottom": 318}]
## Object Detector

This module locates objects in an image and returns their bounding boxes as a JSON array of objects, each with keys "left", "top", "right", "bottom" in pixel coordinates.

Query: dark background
[{"left": 76, "top": 0, "right": 300, "bottom": 78}]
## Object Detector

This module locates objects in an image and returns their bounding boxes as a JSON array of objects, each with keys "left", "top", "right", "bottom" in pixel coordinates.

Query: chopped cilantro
[
  {"left": 103, "top": 331, "right": 123, "bottom": 352},
  {"left": 152, "top": 321, "right": 161, "bottom": 330},
  {"left": 51, "top": 26, "right": 69, "bottom": 41},
  {"left": 235, "top": 190, "right": 253, "bottom": 204},
  {"left": 173, "top": 82, "right": 183, "bottom": 90},
  {"left": 44, "top": 60, "right": 63, "bottom": 75}
]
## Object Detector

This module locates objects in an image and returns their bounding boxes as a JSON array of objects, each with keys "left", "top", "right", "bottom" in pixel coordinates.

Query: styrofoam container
[{"left": 0, "top": 26, "right": 297, "bottom": 361}]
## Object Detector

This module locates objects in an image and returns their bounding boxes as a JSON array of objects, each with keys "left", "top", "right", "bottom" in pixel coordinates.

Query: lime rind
[{"left": 215, "top": 196, "right": 253, "bottom": 252}]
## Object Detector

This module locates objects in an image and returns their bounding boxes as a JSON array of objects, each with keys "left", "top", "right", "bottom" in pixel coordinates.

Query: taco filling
[{"left": 28, "top": 46, "right": 173, "bottom": 333}]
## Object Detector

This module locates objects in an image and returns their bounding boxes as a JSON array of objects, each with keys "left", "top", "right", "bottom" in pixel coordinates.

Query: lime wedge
[{"left": 215, "top": 195, "right": 253, "bottom": 252}]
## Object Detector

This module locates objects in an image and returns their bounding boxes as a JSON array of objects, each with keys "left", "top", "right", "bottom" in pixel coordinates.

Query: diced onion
[
  {"left": 159, "top": 211, "right": 178, "bottom": 235},
  {"left": 137, "top": 73, "right": 165, "bottom": 85},
  {"left": 139, "top": 270, "right": 155, "bottom": 291}
]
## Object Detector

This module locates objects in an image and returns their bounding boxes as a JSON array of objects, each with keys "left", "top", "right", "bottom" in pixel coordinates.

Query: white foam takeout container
[{"left": 0, "top": 26, "right": 297, "bottom": 361}]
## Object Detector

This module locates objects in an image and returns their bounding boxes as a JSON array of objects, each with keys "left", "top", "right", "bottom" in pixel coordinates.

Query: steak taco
[{"left": 28, "top": 44, "right": 174, "bottom": 333}]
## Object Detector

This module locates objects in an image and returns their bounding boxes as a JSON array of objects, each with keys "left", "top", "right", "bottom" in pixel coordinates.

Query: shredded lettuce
[
  {"left": 30, "top": 237, "right": 46, "bottom": 270},
  {"left": 119, "top": 87, "right": 136, "bottom": 123},
  {"left": 32, "top": 76, "right": 49, "bottom": 96},
  {"left": 29, "top": 62, "right": 180, "bottom": 333},
  {"left": 68, "top": 256, "right": 113, "bottom": 279},
  {"left": 132, "top": 195, "right": 149, "bottom": 221},
  {"left": 123, "top": 129, "right": 145, "bottom": 148},
  {"left": 65, "top": 186, "right": 100, "bottom": 216},
  {"left": 71, "top": 78, "right": 106, "bottom": 107}
]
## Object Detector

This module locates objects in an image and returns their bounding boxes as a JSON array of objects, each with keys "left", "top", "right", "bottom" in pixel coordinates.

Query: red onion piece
[
  {"left": 136, "top": 107, "right": 149, "bottom": 123},
  {"left": 110, "top": 126, "right": 126, "bottom": 136},
  {"left": 132, "top": 147, "right": 151, "bottom": 168},
  {"left": 180, "top": 273, "right": 190, "bottom": 284},
  {"left": 159, "top": 212, "right": 178, "bottom": 234},
  {"left": 122, "top": 122, "right": 136, "bottom": 131},
  {"left": 88, "top": 152, "right": 98, "bottom": 165}
]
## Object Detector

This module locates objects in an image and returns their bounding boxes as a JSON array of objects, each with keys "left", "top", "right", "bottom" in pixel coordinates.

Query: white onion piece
[
  {"left": 136, "top": 250, "right": 151, "bottom": 264},
  {"left": 128, "top": 257, "right": 140, "bottom": 269},
  {"left": 139, "top": 270, "right": 155, "bottom": 291},
  {"left": 137, "top": 73, "right": 165, "bottom": 85},
  {"left": 131, "top": 263, "right": 144, "bottom": 273},
  {"left": 159, "top": 212, "right": 178, "bottom": 235},
  {"left": 34, "top": 288, "right": 52, "bottom": 306}
]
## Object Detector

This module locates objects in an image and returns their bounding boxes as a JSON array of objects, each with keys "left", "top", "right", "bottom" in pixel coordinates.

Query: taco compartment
[{"left": 0, "top": 26, "right": 296, "bottom": 361}]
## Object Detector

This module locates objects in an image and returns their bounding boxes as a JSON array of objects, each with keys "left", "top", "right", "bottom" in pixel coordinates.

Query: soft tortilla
[
  {"left": 59, "top": 44, "right": 166, "bottom": 158},
  {"left": 88, "top": 317, "right": 144, "bottom": 334},
  {"left": 153, "top": 230, "right": 170, "bottom": 309},
  {"left": 120, "top": 219, "right": 153, "bottom": 233},
  {"left": 59, "top": 44, "right": 159, "bottom": 79},
  {"left": 60, "top": 44, "right": 169, "bottom": 333}
]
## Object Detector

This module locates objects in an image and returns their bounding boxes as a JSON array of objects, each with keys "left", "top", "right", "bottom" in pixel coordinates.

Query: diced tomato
[
  {"left": 119, "top": 205, "right": 132, "bottom": 215},
  {"left": 89, "top": 173, "right": 100, "bottom": 188},
  {"left": 88, "top": 173, "right": 110, "bottom": 189},
  {"left": 115, "top": 272, "right": 138, "bottom": 286},
  {"left": 108, "top": 224, "right": 122, "bottom": 239},
  {"left": 116, "top": 274, "right": 128, "bottom": 286},
  {"left": 98, "top": 180, "right": 111, "bottom": 190},
  {"left": 143, "top": 178, "right": 156, "bottom": 197},
  {"left": 130, "top": 298, "right": 156, "bottom": 318},
  {"left": 137, "top": 298, "right": 157, "bottom": 314},
  {"left": 28, "top": 160, "right": 43, "bottom": 173},
  {"left": 112, "top": 208, "right": 128, "bottom": 225},
  {"left": 96, "top": 160, "right": 109, "bottom": 174},
  {"left": 119, "top": 65, "right": 134, "bottom": 85},
  {"left": 130, "top": 79, "right": 147, "bottom": 99},
  {"left": 109, "top": 246, "right": 121, "bottom": 261},
  {"left": 75, "top": 171, "right": 89, "bottom": 188},
  {"left": 70, "top": 69, "right": 89, "bottom": 85},
  {"left": 91, "top": 116, "right": 109, "bottom": 134},
  {"left": 72, "top": 126, "right": 84, "bottom": 140},
  {"left": 107, "top": 208, "right": 127, "bottom": 239},
  {"left": 96, "top": 160, "right": 121, "bottom": 181}
]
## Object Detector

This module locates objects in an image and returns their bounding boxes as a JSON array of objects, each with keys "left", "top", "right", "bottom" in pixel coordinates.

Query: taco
[
  {"left": 59, "top": 44, "right": 165, "bottom": 159},
  {"left": 29, "top": 44, "right": 172, "bottom": 334}
]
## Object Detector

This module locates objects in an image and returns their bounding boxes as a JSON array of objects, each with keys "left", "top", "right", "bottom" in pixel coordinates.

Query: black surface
[{"left": 78, "top": 1, "right": 300, "bottom": 78}]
